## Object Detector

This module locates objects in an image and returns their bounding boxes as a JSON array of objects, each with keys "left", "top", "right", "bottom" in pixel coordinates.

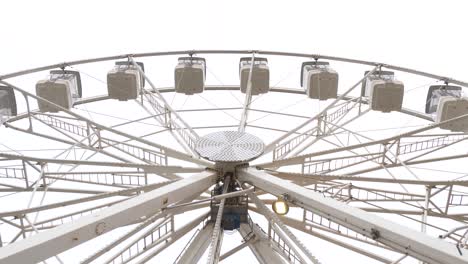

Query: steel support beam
[
  {"left": 207, "top": 176, "right": 230, "bottom": 264},
  {"left": 238, "top": 54, "right": 255, "bottom": 133},
  {"left": 279, "top": 215, "right": 394, "bottom": 264},
  {"left": 0, "top": 181, "right": 173, "bottom": 218},
  {"left": 248, "top": 193, "right": 320, "bottom": 264},
  {"left": 0, "top": 152, "right": 203, "bottom": 174},
  {"left": 134, "top": 214, "right": 208, "bottom": 264},
  {"left": 238, "top": 168, "right": 468, "bottom": 264},
  {"left": 0, "top": 171, "right": 216, "bottom": 264},
  {"left": 219, "top": 238, "right": 253, "bottom": 261},
  {"left": 263, "top": 67, "right": 377, "bottom": 156},
  {"left": 129, "top": 58, "right": 200, "bottom": 157},
  {"left": 238, "top": 223, "right": 287, "bottom": 264},
  {"left": 2, "top": 50, "right": 467, "bottom": 88},
  {"left": 176, "top": 223, "right": 214, "bottom": 264},
  {"left": 0, "top": 80, "right": 210, "bottom": 167}
]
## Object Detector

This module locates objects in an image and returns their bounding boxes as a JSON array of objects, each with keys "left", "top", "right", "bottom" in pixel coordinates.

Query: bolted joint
[{"left": 370, "top": 228, "right": 381, "bottom": 240}]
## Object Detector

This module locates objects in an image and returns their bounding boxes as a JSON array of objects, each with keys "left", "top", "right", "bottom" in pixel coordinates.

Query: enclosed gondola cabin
[
  {"left": 107, "top": 61, "right": 145, "bottom": 101},
  {"left": 174, "top": 57, "right": 206, "bottom": 95},
  {"left": 363, "top": 70, "right": 404, "bottom": 112},
  {"left": 301, "top": 61, "right": 339, "bottom": 100},
  {"left": 36, "top": 70, "right": 82, "bottom": 112},
  {"left": 425, "top": 85, "right": 462, "bottom": 114},
  {"left": 426, "top": 85, "right": 468, "bottom": 132},
  {"left": 0, "top": 86, "right": 17, "bottom": 123},
  {"left": 239, "top": 57, "right": 269, "bottom": 95}
]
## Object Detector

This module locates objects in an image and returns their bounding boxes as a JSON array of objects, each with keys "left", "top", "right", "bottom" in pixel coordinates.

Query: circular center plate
[{"left": 195, "top": 131, "right": 265, "bottom": 163}]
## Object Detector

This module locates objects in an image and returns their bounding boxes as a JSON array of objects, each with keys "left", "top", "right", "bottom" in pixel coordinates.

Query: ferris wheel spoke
[
  {"left": 0, "top": 170, "right": 215, "bottom": 263},
  {"left": 174, "top": 223, "right": 213, "bottom": 264},
  {"left": 321, "top": 120, "right": 468, "bottom": 179},
  {"left": 0, "top": 152, "right": 204, "bottom": 175},
  {"left": 0, "top": 180, "right": 175, "bottom": 219},
  {"left": 5, "top": 121, "right": 102, "bottom": 161},
  {"left": 275, "top": 213, "right": 397, "bottom": 264},
  {"left": 22, "top": 199, "right": 126, "bottom": 235},
  {"left": 262, "top": 172, "right": 468, "bottom": 225},
  {"left": 290, "top": 107, "right": 372, "bottom": 160},
  {"left": 0, "top": 155, "right": 197, "bottom": 190},
  {"left": 238, "top": 220, "right": 288, "bottom": 264},
  {"left": 314, "top": 121, "right": 468, "bottom": 227},
  {"left": 248, "top": 205, "right": 399, "bottom": 262},
  {"left": 129, "top": 57, "right": 202, "bottom": 158},
  {"left": 100, "top": 138, "right": 169, "bottom": 166},
  {"left": 206, "top": 175, "right": 230, "bottom": 264},
  {"left": 30, "top": 111, "right": 184, "bottom": 169},
  {"left": 262, "top": 66, "right": 379, "bottom": 160},
  {"left": 82, "top": 210, "right": 165, "bottom": 263},
  {"left": 1, "top": 80, "right": 210, "bottom": 168},
  {"left": 248, "top": 193, "right": 321, "bottom": 264},
  {"left": 238, "top": 167, "right": 468, "bottom": 264},
  {"left": 133, "top": 213, "right": 208, "bottom": 264},
  {"left": 30, "top": 115, "right": 141, "bottom": 165},
  {"left": 102, "top": 215, "right": 175, "bottom": 264},
  {"left": 350, "top": 153, "right": 468, "bottom": 176},
  {"left": 267, "top": 170, "right": 468, "bottom": 186},
  {"left": 238, "top": 53, "right": 255, "bottom": 133},
  {"left": 43, "top": 171, "right": 149, "bottom": 187},
  {"left": 81, "top": 198, "right": 210, "bottom": 264},
  {"left": 218, "top": 233, "right": 253, "bottom": 262},
  {"left": 257, "top": 114, "right": 468, "bottom": 171}
]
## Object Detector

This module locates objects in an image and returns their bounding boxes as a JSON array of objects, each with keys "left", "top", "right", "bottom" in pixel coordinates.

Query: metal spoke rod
[
  {"left": 239, "top": 167, "right": 468, "bottom": 264},
  {"left": 175, "top": 223, "right": 214, "bottom": 264},
  {"left": 0, "top": 181, "right": 173, "bottom": 218},
  {"left": 266, "top": 212, "right": 395, "bottom": 264},
  {"left": 239, "top": 220, "right": 287, "bottom": 264},
  {"left": 134, "top": 213, "right": 209, "bottom": 264},
  {"left": 129, "top": 57, "right": 200, "bottom": 157},
  {"left": 0, "top": 152, "right": 202, "bottom": 174},
  {"left": 0, "top": 80, "right": 209, "bottom": 167},
  {"left": 263, "top": 66, "right": 378, "bottom": 155},
  {"left": 0, "top": 171, "right": 216, "bottom": 264},
  {"left": 239, "top": 53, "right": 256, "bottom": 133},
  {"left": 206, "top": 176, "right": 231, "bottom": 264},
  {"left": 166, "top": 187, "right": 254, "bottom": 210},
  {"left": 248, "top": 193, "right": 321, "bottom": 264},
  {"left": 259, "top": 111, "right": 468, "bottom": 169}
]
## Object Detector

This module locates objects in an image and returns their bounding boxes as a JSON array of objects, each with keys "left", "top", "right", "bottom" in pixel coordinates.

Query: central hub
[{"left": 195, "top": 131, "right": 264, "bottom": 163}]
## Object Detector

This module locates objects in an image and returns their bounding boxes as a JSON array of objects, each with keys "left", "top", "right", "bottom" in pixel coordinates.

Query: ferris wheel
[{"left": 0, "top": 50, "right": 467, "bottom": 264}]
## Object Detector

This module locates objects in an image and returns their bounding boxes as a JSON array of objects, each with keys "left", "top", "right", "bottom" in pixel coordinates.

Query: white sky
[
  {"left": 1, "top": 0, "right": 468, "bottom": 79},
  {"left": 1, "top": 1, "right": 468, "bottom": 263}
]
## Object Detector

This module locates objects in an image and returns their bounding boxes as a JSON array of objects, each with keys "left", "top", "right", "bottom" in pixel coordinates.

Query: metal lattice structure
[{"left": 0, "top": 50, "right": 468, "bottom": 264}]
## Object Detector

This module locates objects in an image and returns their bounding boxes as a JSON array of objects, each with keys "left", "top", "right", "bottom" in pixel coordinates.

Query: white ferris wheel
[{"left": 0, "top": 50, "right": 467, "bottom": 264}]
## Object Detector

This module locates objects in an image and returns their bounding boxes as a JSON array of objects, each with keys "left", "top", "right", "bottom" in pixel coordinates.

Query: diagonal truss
[
  {"left": 0, "top": 80, "right": 210, "bottom": 168},
  {"left": 0, "top": 171, "right": 216, "bottom": 263},
  {"left": 248, "top": 192, "right": 321, "bottom": 264},
  {"left": 263, "top": 66, "right": 378, "bottom": 160},
  {"left": 258, "top": 112, "right": 468, "bottom": 172},
  {"left": 238, "top": 167, "right": 468, "bottom": 264},
  {"left": 129, "top": 57, "right": 201, "bottom": 157}
]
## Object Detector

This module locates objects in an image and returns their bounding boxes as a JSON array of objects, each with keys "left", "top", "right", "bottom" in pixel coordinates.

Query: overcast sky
[{"left": 1, "top": 0, "right": 468, "bottom": 80}]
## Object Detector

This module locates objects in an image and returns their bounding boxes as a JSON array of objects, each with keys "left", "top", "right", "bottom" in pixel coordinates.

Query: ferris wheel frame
[{"left": 0, "top": 50, "right": 467, "bottom": 264}]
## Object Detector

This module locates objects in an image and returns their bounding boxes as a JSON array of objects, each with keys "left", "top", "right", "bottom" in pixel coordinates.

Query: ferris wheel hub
[{"left": 195, "top": 131, "right": 264, "bottom": 163}]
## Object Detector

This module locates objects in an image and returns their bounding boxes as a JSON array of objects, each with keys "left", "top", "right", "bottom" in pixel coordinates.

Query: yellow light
[{"left": 272, "top": 196, "right": 289, "bottom": 215}]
